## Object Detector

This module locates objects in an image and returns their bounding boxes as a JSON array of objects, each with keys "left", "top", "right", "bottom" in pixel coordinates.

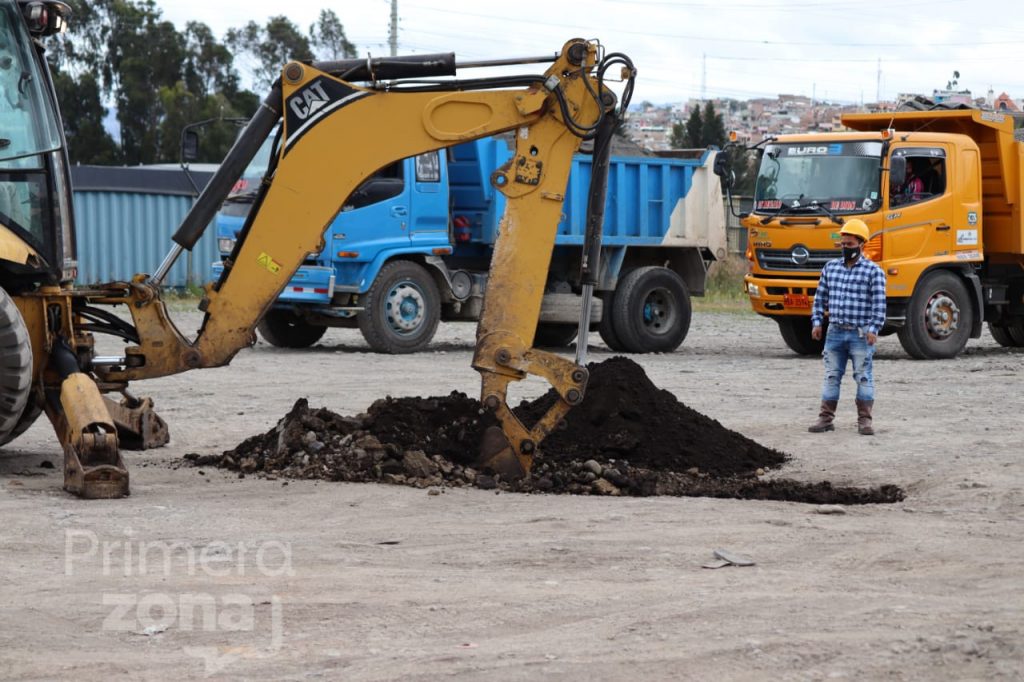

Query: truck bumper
[
  {"left": 743, "top": 273, "right": 820, "bottom": 317},
  {"left": 211, "top": 262, "right": 335, "bottom": 305}
]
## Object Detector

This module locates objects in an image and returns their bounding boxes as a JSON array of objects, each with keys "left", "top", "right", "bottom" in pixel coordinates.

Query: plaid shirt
[{"left": 811, "top": 255, "right": 887, "bottom": 334}]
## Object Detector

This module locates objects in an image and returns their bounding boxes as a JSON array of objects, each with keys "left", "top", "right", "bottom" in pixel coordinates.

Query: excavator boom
[{"left": 3, "top": 22, "right": 634, "bottom": 497}]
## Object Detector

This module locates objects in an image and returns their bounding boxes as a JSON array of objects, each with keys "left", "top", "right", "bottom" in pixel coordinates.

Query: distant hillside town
[{"left": 627, "top": 84, "right": 1024, "bottom": 152}]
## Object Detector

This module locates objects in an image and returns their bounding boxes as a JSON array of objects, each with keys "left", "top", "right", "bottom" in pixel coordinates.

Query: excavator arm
[{"left": 33, "top": 39, "right": 634, "bottom": 496}]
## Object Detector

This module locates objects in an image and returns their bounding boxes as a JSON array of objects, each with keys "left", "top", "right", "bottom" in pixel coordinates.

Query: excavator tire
[{"left": 0, "top": 288, "right": 33, "bottom": 446}]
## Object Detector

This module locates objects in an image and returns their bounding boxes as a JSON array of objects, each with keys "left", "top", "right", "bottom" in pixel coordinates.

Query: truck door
[
  {"left": 330, "top": 160, "right": 411, "bottom": 253},
  {"left": 884, "top": 146, "right": 953, "bottom": 265},
  {"left": 407, "top": 150, "right": 450, "bottom": 246}
]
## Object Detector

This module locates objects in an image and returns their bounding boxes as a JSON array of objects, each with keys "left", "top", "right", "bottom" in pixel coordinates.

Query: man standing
[{"left": 807, "top": 219, "right": 887, "bottom": 435}]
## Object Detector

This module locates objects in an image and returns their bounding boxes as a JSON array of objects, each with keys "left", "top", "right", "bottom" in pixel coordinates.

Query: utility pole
[
  {"left": 388, "top": 0, "right": 399, "bottom": 57},
  {"left": 701, "top": 53, "right": 707, "bottom": 101},
  {"left": 876, "top": 57, "right": 881, "bottom": 104}
]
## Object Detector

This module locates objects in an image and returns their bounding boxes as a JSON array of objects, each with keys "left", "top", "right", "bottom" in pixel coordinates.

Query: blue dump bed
[{"left": 447, "top": 139, "right": 717, "bottom": 248}]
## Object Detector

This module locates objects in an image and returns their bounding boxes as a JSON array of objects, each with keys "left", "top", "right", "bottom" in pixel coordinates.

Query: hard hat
[{"left": 839, "top": 219, "right": 870, "bottom": 243}]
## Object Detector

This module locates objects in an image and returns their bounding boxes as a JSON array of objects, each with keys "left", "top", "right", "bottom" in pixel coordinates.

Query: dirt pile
[
  {"left": 184, "top": 358, "right": 903, "bottom": 504},
  {"left": 519, "top": 357, "right": 786, "bottom": 475}
]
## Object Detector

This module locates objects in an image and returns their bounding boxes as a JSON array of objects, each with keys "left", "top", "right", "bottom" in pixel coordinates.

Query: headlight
[
  {"left": 218, "top": 238, "right": 236, "bottom": 254},
  {"left": 746, "top": 282, "right": 760, "bottom": 297}
]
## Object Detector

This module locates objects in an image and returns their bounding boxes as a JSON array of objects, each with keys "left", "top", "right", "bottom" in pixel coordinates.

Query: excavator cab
[{"left": 0, "top": 0, "right": 75, "bottom": 288}]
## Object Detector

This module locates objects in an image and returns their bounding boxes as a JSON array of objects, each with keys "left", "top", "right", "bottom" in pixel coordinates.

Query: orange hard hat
[{"left": 839, "top": 219, "right": 871, "bottom": 243}]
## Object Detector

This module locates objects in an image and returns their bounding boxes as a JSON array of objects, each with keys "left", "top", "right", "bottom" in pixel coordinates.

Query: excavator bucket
[{"left": 477, "top": 425, "right": 527, "bottom": 480}]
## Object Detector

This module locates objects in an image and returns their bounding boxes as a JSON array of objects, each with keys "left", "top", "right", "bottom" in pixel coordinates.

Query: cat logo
[{"left": 289, "top": 82, "right": 330, "bottom": 120}]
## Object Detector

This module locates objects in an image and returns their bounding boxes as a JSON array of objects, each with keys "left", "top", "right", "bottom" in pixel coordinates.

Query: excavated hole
[{"left": 183, "top": 357, "right": 903, "bottom": 504}]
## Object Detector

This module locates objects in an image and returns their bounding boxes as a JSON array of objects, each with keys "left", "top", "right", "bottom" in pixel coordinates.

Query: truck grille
[{"left": 757, "top": 247, "right": 840, "bottom": 271}]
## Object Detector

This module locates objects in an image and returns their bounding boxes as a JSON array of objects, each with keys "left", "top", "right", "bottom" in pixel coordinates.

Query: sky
[{"left": 158, "top": 0, "right": 1024, "bottom": 107}]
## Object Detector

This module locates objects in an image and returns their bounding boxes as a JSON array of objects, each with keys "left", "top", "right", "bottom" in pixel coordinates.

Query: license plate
[{"left": 783, "top": 293, "right": 810, "bottom": 308}]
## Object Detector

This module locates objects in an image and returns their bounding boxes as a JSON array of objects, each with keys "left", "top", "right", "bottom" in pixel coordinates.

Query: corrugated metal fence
[
  {"left": 71, "top": 164, "right": 752, "bottom": 284},
  {"left": 71, "top": 165, "right": 217, "bottom": 289}
]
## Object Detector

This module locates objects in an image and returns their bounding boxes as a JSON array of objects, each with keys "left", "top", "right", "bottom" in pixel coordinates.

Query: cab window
[
  {"left": 890, "top": 148, "right": 946, "bottom": 207},
  {"left": 345, "top": 161, "right": 403, "bottom": 210}
]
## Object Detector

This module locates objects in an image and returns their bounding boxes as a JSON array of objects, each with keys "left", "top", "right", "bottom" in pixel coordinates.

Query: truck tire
[
  {"left": 598, "top": 291, "right": 627, "bottom": 351},
  {"left": 777, "top": 317, "right": 826, "bottom": 356},
  {"left": 257, "top": 309, "right": 328, "bottom": 348},
  {"left": 610, "top": 266, "right": 691, "bottom": 353},
  {"left": 897, "top": 271, "right": 972, "bottom": 359},
  {"left": 358, "top": 260, "right": 440, "bottom": 354},
  {"left": 988, "top": 322, "right": 1018, "bottom": 348},
  {"left": 0, "top": 288, "right": 33, "bottom": 446},
  {"left": 1007, "top": 321, "right": 1024, "bottom": 347},
  {"left": 534, "top": 322, "right": 578, "bottom": 348}
]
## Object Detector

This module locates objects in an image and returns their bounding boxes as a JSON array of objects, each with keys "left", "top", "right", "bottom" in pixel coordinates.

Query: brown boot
[
  {"left": 808, "top": 400, "right": 837, "bottom": 432},
  {"left": 856, "top": 400, "right": 875, "bottom": 436}
]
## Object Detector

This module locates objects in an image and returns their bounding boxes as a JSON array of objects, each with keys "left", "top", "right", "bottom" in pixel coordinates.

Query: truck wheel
[
  {"left": 257, "top": 309, "right": 328, "bottom": 348},
  {"left": 598, "top": 291, "right": 627, "bottom": 351},
  {"left": 358, "top": 260, "right": 440, "bottom": 354},
  {"left": 777, "top": 317, "right": 826, "bottom": 356},
  {"left": 0, "top": 288, "right": 33, "bottom": 446},
  {"left": 1007, "top": 321, "right": 1024, "bottom": 347},
  {"left": 897, "top": 271, "right": 972, "bottom": 359},
  {"left": 988, "top": 322, "right": 1017, "bottom": 348},
  {"left": 534, "top": 323, "right": 578, "bottom": 348},
  {"left": 611, "top": 266, "right": 691, "bottom": 353}
]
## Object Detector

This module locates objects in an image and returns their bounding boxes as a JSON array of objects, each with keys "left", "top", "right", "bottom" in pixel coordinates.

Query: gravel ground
[{"left": 1, "top": 308, "right": 1022, "bottom": 680}]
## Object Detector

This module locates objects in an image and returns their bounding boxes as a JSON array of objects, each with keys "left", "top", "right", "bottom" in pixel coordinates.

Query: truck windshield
[
  {"left": 227, "top": 128, "right": 276, "bottom": 199},
  {"left": 0, "top": 1, "right": 64, "bottom": 250},
  {"left": 753, "top": 141, "right": 883, "bottom": 216}
]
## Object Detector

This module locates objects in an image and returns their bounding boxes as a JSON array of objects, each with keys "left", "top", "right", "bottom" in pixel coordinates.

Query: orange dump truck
[{"left": 735, "top": 109, "right": 1024, "bottom": 359}]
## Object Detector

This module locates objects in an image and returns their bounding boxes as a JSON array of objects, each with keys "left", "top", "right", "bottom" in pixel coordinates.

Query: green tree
[
  {"left": 183, "top": 21, "right": 239, "bottom": 98},
  {"left": 684, "top": 106, "right": 703, "bottom": 148},
  {"left": 51, "top": 69, "right": 121, "bottom": 164},
  {"left": 52, "top": 0, "right": 257, "bottom": 164},
  {"left": 701, "top": 101, "right": 727, "bottom": 149},
  {"left": 227, "top": 16, "right": 313, "bottom": 90},
  {"left": 106, "top": 1, "right": 186, "bottom": 164},
  {"left": 309, "top": 9, "right": 356, "bottom": 61}
]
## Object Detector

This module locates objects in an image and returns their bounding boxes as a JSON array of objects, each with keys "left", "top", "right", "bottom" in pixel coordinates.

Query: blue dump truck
[{"left": 213, "top": 136, "right": 727, "bottom": 353}]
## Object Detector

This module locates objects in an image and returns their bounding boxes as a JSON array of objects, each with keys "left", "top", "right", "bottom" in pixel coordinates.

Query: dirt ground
[{"left": 2, "top": 308, "right": 1022, "bottom": 680}]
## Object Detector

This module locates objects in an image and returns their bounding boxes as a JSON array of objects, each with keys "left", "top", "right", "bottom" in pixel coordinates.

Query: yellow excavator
[{"left": 0, "top": 1, "right": 635, "bottom": 497}]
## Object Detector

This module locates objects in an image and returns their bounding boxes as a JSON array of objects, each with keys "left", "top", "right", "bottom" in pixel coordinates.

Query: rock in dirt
[{"left": 183, "top": 358, "right": 904, "bottom": 504}]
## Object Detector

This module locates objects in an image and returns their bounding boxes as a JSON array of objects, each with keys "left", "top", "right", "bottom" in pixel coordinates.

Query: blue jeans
[{"left": 820, "top": 327, "right": 875, "bottom": 402}]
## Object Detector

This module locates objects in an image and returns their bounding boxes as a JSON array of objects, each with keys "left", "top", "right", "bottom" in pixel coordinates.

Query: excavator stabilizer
[{"left": 51, "top": 373, "right": 129, "bottom": 499}]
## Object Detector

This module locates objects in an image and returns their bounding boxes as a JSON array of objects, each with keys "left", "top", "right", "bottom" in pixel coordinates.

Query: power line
[{"left": 399, "top": 2, "right": 1022, "bottom": 47}]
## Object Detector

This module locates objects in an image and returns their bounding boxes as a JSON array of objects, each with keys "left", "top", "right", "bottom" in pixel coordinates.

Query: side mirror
[
  {"left": 713, "top": 151, "right": 729, "bottom": 179},
  {"left": 889, "top": 156, "right": 906, "bottom": 187},
  {"left": 181, "top": 130, "right": 200, "bottom": 163}
]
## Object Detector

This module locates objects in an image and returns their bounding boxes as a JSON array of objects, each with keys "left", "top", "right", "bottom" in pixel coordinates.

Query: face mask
[{"left": 842, "top": 245, "right": 861, "bottom": 262}]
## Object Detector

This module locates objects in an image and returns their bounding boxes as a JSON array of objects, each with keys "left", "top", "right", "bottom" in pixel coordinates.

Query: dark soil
[{"left": 184, "top": 357, "right": 903, "bottom": 505}]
